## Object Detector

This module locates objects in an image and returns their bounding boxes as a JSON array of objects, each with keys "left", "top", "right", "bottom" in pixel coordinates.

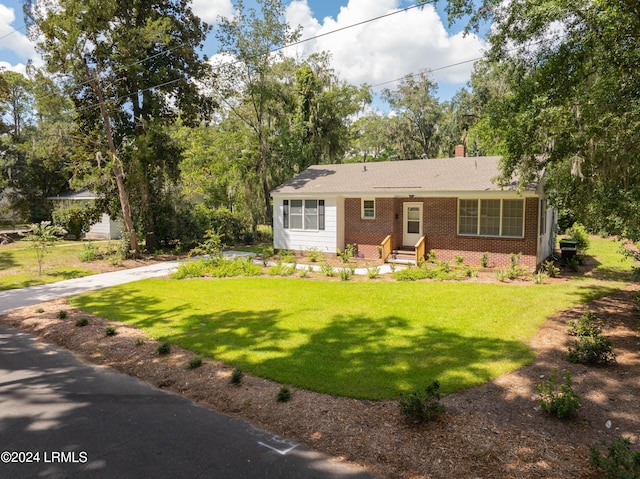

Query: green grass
[
  {"left": 586, "top": 237, "right": 635, "bottom": 281},
  {"left": 65, "top": 237, "right": 635, "bottom": 400},
  {"left": 0, "top": 240, "right": 104, "bottom": 290},
  {"left": 69, "top": 281, "right": 622, "bottom": 399}
]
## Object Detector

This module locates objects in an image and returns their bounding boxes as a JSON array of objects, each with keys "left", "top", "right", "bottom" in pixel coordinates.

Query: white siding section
[
  {"left": 537, "top": 204, "right": 556, "bottom": 264},
  {"left": 273, "top": 196, "right": 338, "bottom": 254},
  {"left": 85, "top": 214, "right": 122, "bottom": 240}
]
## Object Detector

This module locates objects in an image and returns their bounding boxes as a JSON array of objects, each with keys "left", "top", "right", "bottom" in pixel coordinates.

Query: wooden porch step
[{"left": 388, "top": 249, "right": 417, "bottom": 264}]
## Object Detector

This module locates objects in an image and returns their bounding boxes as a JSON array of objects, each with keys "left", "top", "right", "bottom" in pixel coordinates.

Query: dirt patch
[{"left": 1, "top": 284, "right": 639, "bottom": 478}]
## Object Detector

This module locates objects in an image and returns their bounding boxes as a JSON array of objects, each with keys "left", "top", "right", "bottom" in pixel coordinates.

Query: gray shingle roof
[{"left": 271, "top": 156, "right": 528, "bottom": 196}]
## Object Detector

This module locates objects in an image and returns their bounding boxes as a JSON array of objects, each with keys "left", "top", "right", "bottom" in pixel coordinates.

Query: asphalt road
[{"left": 0, "top": 264, "right": 377, "bottom": 479}]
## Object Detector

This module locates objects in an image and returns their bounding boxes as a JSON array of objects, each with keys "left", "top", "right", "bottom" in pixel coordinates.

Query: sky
[{"left": 0, "top": 0, "right": 487, "bottom": 103}]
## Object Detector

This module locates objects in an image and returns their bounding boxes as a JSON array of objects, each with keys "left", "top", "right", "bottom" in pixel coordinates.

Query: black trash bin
[{"left": 559, "top": 239, "right": 579, "bottom": 265}]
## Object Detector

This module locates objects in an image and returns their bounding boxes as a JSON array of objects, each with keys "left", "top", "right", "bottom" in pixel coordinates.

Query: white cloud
[
  {"left": 0, "top": 4, "right": 38, "bottom": 62},
  {"left": 191, "top": 0, "right": 234, "bottom": 24},
  {"left": 284, "top": 0, "right": 485, "bottom": 96}
]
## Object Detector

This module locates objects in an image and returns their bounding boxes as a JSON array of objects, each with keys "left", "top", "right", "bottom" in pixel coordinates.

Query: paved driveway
[{"left": 0, "top": 261, "right": 377, "bottom": 479}]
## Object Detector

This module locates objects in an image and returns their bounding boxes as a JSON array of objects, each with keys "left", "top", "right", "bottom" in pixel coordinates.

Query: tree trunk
[{"left": 86, "top": 62, "right": 140, "bottom": 256}]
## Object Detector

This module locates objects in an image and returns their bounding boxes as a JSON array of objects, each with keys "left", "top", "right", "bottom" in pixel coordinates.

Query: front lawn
[
  {"left": 0, "top": 241, "right": 101, "bottom": 290},
  {"left": 70, "top": 277, "right": 623, "bottom": 400}
]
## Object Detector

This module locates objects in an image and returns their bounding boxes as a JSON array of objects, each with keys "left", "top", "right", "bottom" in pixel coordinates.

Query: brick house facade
[
  {"left": 271, "top": 156, "right": 555, "bottom": 270},
  {"left": 344, "top": 196, "right": 540, "bottom": 268}
]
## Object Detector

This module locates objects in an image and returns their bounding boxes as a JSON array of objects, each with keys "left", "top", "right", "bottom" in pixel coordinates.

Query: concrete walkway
[{"left": 0, "top": 261, "right": 182, "bottom": 315}]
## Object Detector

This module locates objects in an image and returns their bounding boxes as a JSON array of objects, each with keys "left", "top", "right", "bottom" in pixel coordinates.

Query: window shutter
[
  {"left": 283, "top": 200, "right": 289, "bottom": 229},
  {"left": 318, "top": 200, "right": 325, "bottom": 230}
]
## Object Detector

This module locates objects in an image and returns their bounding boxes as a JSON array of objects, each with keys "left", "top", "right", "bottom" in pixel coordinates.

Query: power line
[
  {"left": 0, "top": 23, "right": 26, "bottom": 41},
  {"left": 68, "top": 2, "right": 433, "bottom": 114},
  {"left": 25, "top": 1, "right": 466, "bottom": 117},
  {"left": 370, "top": 57, "right": 482, "bottom": 89}
]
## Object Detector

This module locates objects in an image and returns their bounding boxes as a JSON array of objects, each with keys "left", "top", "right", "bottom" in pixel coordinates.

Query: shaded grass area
[
  {"left": 0, "top": 241, "right": 103, "bottom": 290},
  {"left": 586, "top": 237, "right": 636, "bottom": 282},
  {"left": 70, "top": 277, "right": 621, "bottom": 400}
]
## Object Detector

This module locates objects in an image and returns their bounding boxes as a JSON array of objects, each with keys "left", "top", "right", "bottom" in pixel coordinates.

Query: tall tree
[
  {"left": 27, "top": 0, "right": 214, "bottom": 252},
  {"left": 445, "top": 0, "right": 640, "bottom": 238},
  {"left": 0, "top": 70, "right": 72, "bottom": 222},
  {"left": 292, "top": 54, "right": 370, "bottom": 166},
  {"left": 214, "top": 0, "right": 301, "bottom": 226},
  {"left": 382, "top": 73, "right": 442, "bottom": 159}
]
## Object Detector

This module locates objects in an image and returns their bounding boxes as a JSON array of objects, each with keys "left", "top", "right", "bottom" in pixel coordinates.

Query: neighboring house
[
  {"left": 271, "top": 149, "right": 556, "bottom": 269},
  {"left": 48, "top": 190, "right": 122, "bottom": 240},
  {"left": 0, "top": 188, "right": 23, "bottom": 224}
]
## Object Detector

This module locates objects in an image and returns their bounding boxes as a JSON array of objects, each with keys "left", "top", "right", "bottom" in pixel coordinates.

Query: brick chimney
[{"left": 454, "top": 144, "right": 466, "bottom": 158}]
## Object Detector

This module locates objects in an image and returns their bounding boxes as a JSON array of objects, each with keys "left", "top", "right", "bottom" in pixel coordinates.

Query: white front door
[{"left": 403, "top": 202, "right": 423, "bottom": 247}]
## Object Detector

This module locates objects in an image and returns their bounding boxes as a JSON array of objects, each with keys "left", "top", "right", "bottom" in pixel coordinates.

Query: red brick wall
[
  {"left": 343, "top": 196, "right": 540, "bottom": 268},
  {"left": 344, "top": 197, "right": 397, "bottom": 258}
]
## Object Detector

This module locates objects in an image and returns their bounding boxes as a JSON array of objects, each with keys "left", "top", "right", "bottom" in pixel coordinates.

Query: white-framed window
[
  {"left": 539, "top": 198, "right": 547, "bottom": 235},
  {"left": 362, "top": 198, "right": 375, "bottom": 219},
  {"left": 283, "top": 199, "right": 324, "bottom": 230},
  {"left": 458, "top": 198, "right": 525, "bottom": 238}
]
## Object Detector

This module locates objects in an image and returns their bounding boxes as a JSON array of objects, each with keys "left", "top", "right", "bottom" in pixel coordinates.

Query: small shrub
[
  {"left": 279, "top": 250, "right": 297, "bottom": 264},
  {"left": 504, "top": 253, "right": 528, "bottom": 279},
  {"left": 438, "top": 261, "right": 451, "bottom": 273},
  {"left": 189, "top": 229, "right": 225, "bottom": 258},
  {"left": 298, "top": 266, "right": 312, "bottom": 278},
  {"left": 541, "top": 260, "right": 560, "bottom": 278},
  {"left": 230, "top": 368, "right": 243, "bottom": 385},
  {"left": 367, "top": 266, "right": 380, "bottom": 279},
  {"left": 428, "top": 249, "right": 437, "bottom": 262},
  {"left": 187, "top": 356, "right": 203, "bottom": 369},
  {"left": 566, "top": 222, "right": 591, "bottom": 252},
  {"left": 305, "top": 247, "right": 323, "bottom": 263},
  {"left": 56, "top": 310, "right": 67, "bottom": 319},
  {"left": 393, "top": 267, "right": 428, "bottom": 281},
  {"left": 268, "top": 261, "right": 295, "bottom": 276},
  {"left": 156, "top": 341, "right": 171, "bottom": 355},
  {"left": 532, "top": 271, "right": 548, "bottom": 284},
  {"left": 320, "top": 262, "right": 336, "bottom": 277},
  {"left": 339, "top": 267, "right": 353, "bottom": 281},
  {"left": 104, "top": 326, "right": 117, "bottom": 336},
  {"left": 463, "top": 266, "right": 478, "bottom": 278},
  {"left": 75, "top": 317, "right": 89, "bottom": 327},
  {"left": 590, "top": 436, "right": 640, "bottom": 478},
  {"left": 536, "top": 369, "right": 582, "bottom": 419},
  {"left": 277, "top": 385, "right": 291, "bottom": 402},
  {"left": 568, "top": 333, "right": 616, "bottom": 366},
  {"left": 568, "top": 307, "right": 602, "bottom": 337},
  {"left": 455, "top": 254, "right": 464, "bottom": 265},
  {"left": 171, "top": 259, "right": 210, "bottom": 279},
  {"left": 337, "top": 243, "right": 357, "bottom": 263},
  {"left": 35, "top": 307, "right": 45, "bottom": 313},
  {"left": 480, "top": 252, "right": 490, "bottom": 268},
  {"left": 567, "top": 255, "right": 581, "bottom": 272},
  {"left": 495, "top": 268, "right": 509, "bottom": 282},
  {"left": 79, "top": 242, "right": 102, "bottom": 262},
  {"left": 399, "top": 380, "right": 446, "bottom": 423},
  {"left": 211, "top": 258, "right": 262, "bottom": 277}
]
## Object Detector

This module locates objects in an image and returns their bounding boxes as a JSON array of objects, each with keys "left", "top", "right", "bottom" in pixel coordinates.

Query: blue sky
[{"left": 0, "top": 0, "right": 487, "bottom": 102}]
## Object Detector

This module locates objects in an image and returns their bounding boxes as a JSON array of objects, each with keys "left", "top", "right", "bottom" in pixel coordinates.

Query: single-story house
[
  {"left": 270, "top": 150, "right": 556, "bottom": 269},
  {"left": 48, "top": 190, "right": 122, "bottom": 240}
]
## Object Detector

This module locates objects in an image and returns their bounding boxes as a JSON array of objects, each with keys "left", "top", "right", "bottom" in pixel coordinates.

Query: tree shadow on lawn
[
  {"left": 0, "top": 251, "right": 18, "bottom": 270},
  {"left": 165, "top": 310, "right": 536, "bottom": 400},
  {"left": 70, "top": 279, "right": 629, "bottom": 402}
]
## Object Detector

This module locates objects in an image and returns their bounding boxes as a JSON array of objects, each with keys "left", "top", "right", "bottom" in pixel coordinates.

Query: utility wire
[{"left": 24, "top": 1, "right": 453, "bottom": 115}]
